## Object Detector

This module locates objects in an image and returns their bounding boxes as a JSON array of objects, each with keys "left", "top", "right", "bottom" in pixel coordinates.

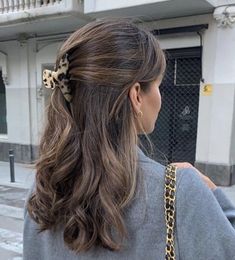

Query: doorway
[{"left": 142, "top": 47, "right": 201, "bottom": 165}]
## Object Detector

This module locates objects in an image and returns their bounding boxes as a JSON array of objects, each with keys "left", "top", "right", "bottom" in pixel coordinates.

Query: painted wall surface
[
  {"left": 197, "top": 20, "right": 235, "bottom": 164},
  {"left": 196, "top": 17, "right": 218, "bottom": 163},
  {"left": 0, "top": 39, "right": 63, "bottom": 146},
  {"left": 142, "top": 14, "right": 210, "bottom": 49},
  {"left": 35, "top": 41, "right": 63, "bottom": 143},
  {"left": 85, "top": 0, "right": 170, "bottom": 13},
  {"left": 207, "top": 0, "right": 235, "bottom": 6},
  {"left": 230, "top": 91, "right": 235, "bottom": 165},
  {"left": 0, "top": 41, "right": 32, "bottom": 145}
]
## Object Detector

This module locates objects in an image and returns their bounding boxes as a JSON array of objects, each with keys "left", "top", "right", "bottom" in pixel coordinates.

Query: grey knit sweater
[{"left": 23, "top": 148, "right": 235, "bottom": 260}]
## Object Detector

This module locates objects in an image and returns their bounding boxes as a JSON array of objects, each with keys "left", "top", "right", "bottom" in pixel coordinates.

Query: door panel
[{"left": 140, "top": 47, "right": 201, "bottom": 165}]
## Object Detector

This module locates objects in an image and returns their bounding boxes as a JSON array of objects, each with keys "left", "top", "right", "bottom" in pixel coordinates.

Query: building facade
[{"left": 0, "top": 0, "right": 235, "bottom": 185}]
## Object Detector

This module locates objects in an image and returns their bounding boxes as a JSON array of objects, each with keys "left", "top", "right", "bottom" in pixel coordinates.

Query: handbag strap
[{"left": 164, "top": 164, "right": 177, "bottom": 260}]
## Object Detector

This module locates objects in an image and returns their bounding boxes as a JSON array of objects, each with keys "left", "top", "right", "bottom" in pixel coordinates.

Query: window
[{"left": 0, "top": 70, "right": 7, "bottom": 134}]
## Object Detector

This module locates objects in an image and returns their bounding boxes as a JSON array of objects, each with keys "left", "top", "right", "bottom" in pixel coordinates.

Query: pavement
[
  {"left": 0, "top": 160, "right": 234, "bottom": 259},
  {"left": 0, "top": 161, "right": 35, "bottom": 260},
  {"left": 0, "top": 161, "right": 35, "bottom": 189}
]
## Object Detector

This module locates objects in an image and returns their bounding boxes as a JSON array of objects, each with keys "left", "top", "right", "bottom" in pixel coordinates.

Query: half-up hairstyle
[{"left": 27, "top": 18, "right": 166, "bottom": 253}]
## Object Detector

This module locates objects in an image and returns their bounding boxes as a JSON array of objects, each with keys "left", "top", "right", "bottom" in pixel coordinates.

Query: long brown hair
[{"left": 27, "top": 18, "right": 165, "bottom": 253}]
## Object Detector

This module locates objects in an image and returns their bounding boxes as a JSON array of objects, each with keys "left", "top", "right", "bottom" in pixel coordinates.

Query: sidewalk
[
  {"left": 0, "top": 160, "right": 234, "bottom": 204},
  {"left": 0, "top": 161, "right": 35, "bottom": 189}
]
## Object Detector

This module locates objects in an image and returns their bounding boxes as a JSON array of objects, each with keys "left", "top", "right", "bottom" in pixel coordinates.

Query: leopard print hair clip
[{"left": 42, "top": 54, "right": 72, "bottom": 102}]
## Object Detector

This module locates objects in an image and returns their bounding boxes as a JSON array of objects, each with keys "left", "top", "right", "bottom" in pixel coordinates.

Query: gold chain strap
[{"left": 164, "top": 164, "right": 177, "bottom": 260}]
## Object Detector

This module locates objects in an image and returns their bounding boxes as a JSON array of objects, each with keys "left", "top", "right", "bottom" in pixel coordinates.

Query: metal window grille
[{"left": 140, "top": 47, "right": 201, "bottom": 165}]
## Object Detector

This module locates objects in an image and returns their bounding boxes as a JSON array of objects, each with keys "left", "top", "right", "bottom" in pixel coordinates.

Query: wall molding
[
  {"left": 195, "top": 161, "right": 235, "bottom": 186},
  {"left": 0, "top": 142, "right": 38, "bottom": 163}
]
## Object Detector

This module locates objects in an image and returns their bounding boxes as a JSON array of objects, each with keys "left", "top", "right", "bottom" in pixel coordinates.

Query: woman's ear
[{"left": 128, "top": 82, "right": 143, "bottom": 114}]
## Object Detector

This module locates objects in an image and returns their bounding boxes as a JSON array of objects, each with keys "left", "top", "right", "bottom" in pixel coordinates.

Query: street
[{"left": 0, "top": 185, "right": 27, "bottom": 259}]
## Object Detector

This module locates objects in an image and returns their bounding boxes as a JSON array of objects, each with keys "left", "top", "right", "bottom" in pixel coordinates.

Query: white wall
[
  {"left": 0, "top": 38, "right": 63, "bottom": 147},
  {"left": 0, "top": 41, "right": 32, "bottom": 145},
  {"left": 85, "top": 0, "right": 169, "bottom": 13},
  {"left": 35, "top": 41, "right": 63, "bottom": 141},
  {"left": 207, "top": 0, "right": 235, "bottom": 6},
  {"left": 197, "top": 19, "right": 235, "bottom": 165},
  {"left": 230, "top": 91, "right": 235, "bottom": 165},
  {"left": 142, "top": 14, "right": 211, "bottom": 49},
  {"left": 142, "top": 13, "right": 212, "bottom": 30},
  {"left": 197, "top": 83, "right": 235, "bottom": 164}
]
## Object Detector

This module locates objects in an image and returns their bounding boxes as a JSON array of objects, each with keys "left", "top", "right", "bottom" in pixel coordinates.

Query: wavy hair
[{"left": 27, "top": 18, "right": 166, "bottom": 253}]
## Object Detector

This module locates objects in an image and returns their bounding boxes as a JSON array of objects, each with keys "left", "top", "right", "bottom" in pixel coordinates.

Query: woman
[{"left": 23, "top": 19, "right": 235, "bottom": 260}]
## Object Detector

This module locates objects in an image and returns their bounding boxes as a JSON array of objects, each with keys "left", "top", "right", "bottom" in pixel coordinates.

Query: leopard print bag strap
[{"left": 164, "top": 164, "right": 177, "bottom": 260}]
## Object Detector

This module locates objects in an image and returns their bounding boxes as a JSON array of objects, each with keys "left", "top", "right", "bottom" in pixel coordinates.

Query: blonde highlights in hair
[{"left": 27, "top": 18, "right": 166, "bottom": 253}]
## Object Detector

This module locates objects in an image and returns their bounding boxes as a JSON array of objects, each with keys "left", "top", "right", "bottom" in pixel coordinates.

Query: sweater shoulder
[{"left": 137, "top": 150, "right": 186, "bottom": 189}]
